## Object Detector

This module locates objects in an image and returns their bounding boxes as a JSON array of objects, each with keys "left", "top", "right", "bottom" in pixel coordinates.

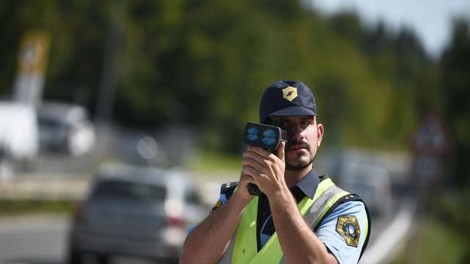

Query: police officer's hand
[
  {"left": 241, "top": 141, "right": 286, "bottom": 196},
  {"left": 236, "top": 170, "right": 256, "bottom": 201}
]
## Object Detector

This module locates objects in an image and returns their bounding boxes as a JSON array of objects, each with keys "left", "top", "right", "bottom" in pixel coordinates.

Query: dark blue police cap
[{"left": 259, "top": 80, "right": 317, "bottom": 123}]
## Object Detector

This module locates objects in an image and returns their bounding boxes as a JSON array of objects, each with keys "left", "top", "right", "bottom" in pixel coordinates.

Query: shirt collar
[{"left": 290, "top": 169, "right": 319, "bottom": 200}]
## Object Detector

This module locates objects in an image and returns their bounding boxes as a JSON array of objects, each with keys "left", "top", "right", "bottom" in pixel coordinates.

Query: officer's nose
[{"left": 289, "top": 124, "right": 305, "bottom": 143}]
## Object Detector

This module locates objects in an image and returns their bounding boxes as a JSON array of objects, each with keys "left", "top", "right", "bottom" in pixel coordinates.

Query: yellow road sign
[{"left": 17, "top": 31, "right": 50, "bottom": 75}]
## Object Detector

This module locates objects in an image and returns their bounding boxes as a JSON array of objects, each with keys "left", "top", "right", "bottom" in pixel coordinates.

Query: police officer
[{"left": 181, "top": 80, "right": 370, "bottom": 264}]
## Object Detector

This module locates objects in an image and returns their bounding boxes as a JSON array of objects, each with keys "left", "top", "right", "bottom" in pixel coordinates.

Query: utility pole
[{"left": 96, "top": 0, "right": 127, "bottom": 125}]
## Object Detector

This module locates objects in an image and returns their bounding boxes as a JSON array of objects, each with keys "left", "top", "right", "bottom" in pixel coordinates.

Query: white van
[
  {"left": 0, "top": 101, "right": 38, "bottom": 180},
  {"left": 0, "top": 101, "right": 38, "bottom": 160}
]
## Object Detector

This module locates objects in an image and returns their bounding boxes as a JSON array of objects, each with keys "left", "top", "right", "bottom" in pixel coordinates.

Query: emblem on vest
[{"left": 336, "top": 215, "right": 360, "bottom": 247}]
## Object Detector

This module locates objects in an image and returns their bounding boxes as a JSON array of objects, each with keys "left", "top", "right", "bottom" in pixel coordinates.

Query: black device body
[{"left": 243, "top": 122, "right": 287, "bottom": 195}]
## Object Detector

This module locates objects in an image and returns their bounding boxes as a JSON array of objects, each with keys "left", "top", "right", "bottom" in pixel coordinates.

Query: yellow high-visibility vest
[{"left": 218, "top": 178, "right": 352, "bottom": 264}]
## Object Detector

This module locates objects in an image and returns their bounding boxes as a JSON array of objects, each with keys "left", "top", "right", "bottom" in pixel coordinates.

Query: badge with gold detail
[
  {"left": 282, "top": 86, "right": 298, "bottom": 101},
  {"left": 336, "top": 215, "right": 360, "bottom": 247}
]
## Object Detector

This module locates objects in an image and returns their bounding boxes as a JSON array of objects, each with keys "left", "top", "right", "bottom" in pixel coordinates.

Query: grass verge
[
  {"left": 0, "top": 199, "right": 75, "bottom": 216},
  {"left": 389, "top": 189, "right": 470, "bottom": 264},
  {"left": 188, "top": 151, "right": 242, "bottom": 180},
  {"left": 390, "top": 217, "right": 467, "bottom": 264}
]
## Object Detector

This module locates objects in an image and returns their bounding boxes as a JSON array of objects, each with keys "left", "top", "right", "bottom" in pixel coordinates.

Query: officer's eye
[
  {"left": 280, "top": 121, "right": 292, "bottom": 130},
  {"left": 300, "top": 118, "right": 314, "bottom": 128}
]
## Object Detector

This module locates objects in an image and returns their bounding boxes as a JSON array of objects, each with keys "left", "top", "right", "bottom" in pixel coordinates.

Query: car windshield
[
  {"left": 91, "top": 180, "right": 166, "bottom": 201},
  {"left": 38, "top": 116, "right": 68, "bottom": 128}
]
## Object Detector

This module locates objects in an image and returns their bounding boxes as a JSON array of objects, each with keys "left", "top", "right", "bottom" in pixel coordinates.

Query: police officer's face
[{"left": 279, "top": 116, "right": 324, "bottom": 171}]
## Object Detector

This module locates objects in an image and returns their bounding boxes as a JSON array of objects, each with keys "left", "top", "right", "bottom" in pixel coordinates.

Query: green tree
[
  {"left": 440, "top": 17, "right": 470, "bottom": 186},
  {"left": 0, "top": 0, "right": 441, "bottom": 154}
]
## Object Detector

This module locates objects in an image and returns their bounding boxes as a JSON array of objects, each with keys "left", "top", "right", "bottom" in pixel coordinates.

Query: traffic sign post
[
  {"left": 408, "top": 111, "right": 452, "bottom": 263},
  {"left": 13, "top": 30, "right": 50, "bottom": 106},
  {"left": 411, "top": 111, "right": 451, "bottom": 188}
]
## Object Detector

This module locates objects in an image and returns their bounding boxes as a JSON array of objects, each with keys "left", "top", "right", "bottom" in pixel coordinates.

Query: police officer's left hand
[{"left": 241, "top": 141, "right": 287, "bottom": 196}]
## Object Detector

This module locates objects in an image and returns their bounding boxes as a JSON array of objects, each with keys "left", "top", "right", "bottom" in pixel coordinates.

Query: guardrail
[{"left": 0, "top": 174, "right": 90, "bottom": 200}]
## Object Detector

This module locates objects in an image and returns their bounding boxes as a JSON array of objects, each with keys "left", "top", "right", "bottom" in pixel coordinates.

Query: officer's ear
[{"left": 316, "top": 119, "right": 324, "bottom": 147}]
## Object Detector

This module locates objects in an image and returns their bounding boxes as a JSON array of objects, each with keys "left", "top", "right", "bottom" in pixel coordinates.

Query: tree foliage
[
  {"left": 0, "top": 1, "right": 467, "bottom": 184},
  {"left": 440, "top": 18, "right": 470, "bottom": 186}
]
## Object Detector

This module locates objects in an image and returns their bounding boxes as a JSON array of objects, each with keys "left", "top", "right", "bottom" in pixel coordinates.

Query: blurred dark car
[
  {"left": 337, "top": 161, "right": 392, "bottom": 218},
  {"left": 37, "top": 101, "right": 95, "bottom": 157},
  {"left": 67, "top": 163, "right": 207, "bottom": 264}
]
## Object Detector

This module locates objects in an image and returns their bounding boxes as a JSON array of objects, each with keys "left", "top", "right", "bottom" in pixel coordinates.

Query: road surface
[{"left": 0, "top": 215, "right": 68, "bottom": 264}]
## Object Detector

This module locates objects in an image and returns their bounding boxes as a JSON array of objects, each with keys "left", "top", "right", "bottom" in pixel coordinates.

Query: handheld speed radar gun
[{"left": 243, "top": 122, "right": 287, "bottom": 195}]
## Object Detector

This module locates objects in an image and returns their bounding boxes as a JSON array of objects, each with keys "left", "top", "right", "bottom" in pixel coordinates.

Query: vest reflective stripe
[
  {"left": 218, "top": 178, "right": 346, "bottom": 264},
  {"left": 279, "top": 185, "right": 348, "bottom": 263},
  {"left": 307, "top": 185, "right": 349, "bottom": 228}
]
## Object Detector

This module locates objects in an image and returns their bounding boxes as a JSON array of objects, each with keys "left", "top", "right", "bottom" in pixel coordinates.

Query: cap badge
[{"left": 282, "top": 86, "right": 298, "bottom": 102}]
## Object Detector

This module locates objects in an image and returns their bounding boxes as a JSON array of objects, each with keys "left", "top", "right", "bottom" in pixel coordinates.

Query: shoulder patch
[
  {"left": 336, "top": 215, "right": 360, "bottom": 247},
  {"left": 211, "top": 182, "right": 238, "bottom": 212}
]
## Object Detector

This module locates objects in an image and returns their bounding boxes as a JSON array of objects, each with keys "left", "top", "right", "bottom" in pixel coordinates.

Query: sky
[{"left": 311, "top": 0, "right": 470, "bottom": 57}]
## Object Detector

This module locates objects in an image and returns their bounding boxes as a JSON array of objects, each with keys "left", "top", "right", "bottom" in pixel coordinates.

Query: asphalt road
[
  {"left": 0, "top": 215, "right": 160, "bottom": 264},
  {"left": 0, "top": 215, "right": 68, "bottom": 264}
]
